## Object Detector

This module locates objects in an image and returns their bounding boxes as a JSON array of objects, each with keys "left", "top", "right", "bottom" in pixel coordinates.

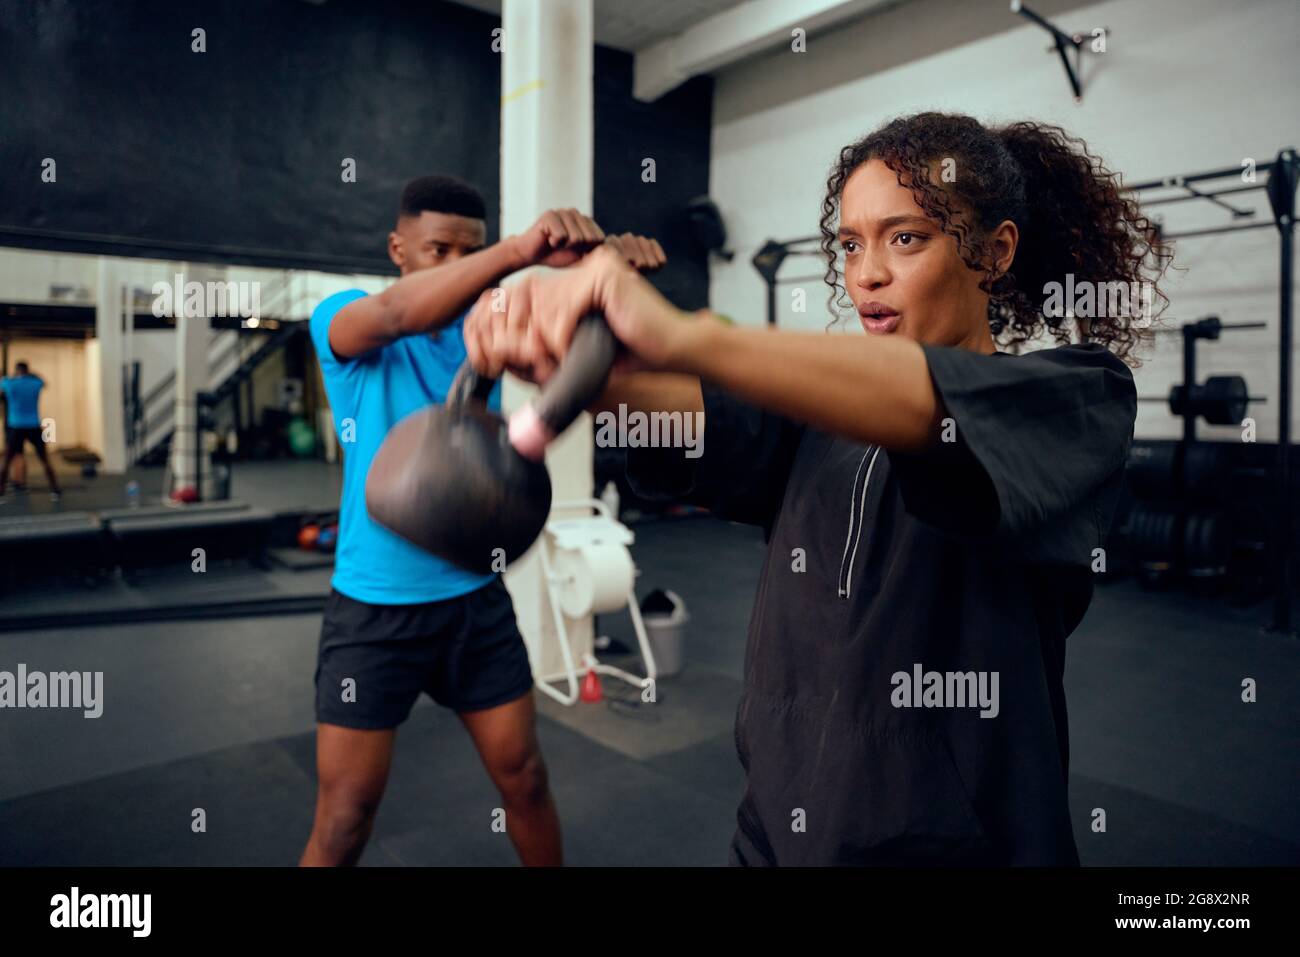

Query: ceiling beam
[{"left": 633, "top": 0, "right": 892, "bottom": 101}]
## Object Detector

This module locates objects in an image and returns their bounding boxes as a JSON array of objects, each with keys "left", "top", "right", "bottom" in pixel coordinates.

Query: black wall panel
[
  {"left": 1, "top": 0, "right": 505, "bottom": 272},
  {"left": 594, "top": 46, "right": 713, "bottom": 310},
  {"left": 0, "top": 0, "right": 713, "bottom": 307}
]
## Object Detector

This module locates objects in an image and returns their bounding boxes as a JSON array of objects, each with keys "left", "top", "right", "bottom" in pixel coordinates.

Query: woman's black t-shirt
[{"left": 624, "top": 342, "right": 1137, "bottom": 865}]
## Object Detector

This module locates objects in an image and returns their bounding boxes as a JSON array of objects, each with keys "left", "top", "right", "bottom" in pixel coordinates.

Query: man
[
  {"left": 300, "top": 174, "right": 664, "bottom": 866},
  {"left": 0, "top": 361, "right": 62, "bottom": 502}
]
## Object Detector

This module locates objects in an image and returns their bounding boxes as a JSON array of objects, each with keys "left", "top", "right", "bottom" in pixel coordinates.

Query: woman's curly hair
[{"left": 818, "top": 112, "right": 1172, "bottom": 365}]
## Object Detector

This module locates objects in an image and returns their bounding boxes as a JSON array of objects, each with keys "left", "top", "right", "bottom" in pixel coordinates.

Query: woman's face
[{"left": 837, "top": 158, "right": 1010, "bottom": 352}]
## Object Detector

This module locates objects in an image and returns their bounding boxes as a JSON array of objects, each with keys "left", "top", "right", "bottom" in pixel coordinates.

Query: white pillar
[
  {"left": 93, "top": 257, "right": 127, "bottom": 474},
  {"left": 499, "top": 0, "right": 596, "bottom": 677},
  {"left": 171, "top": 264, "right": 214, "bottom": 497}
]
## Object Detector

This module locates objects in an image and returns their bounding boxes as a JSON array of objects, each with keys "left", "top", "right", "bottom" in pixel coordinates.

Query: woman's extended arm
[
  {"left": 465, "top": 246, "right": 945, "bottom": 454},
  {"left": 666, "top": 316, "right": 942, "bottom": 453}
]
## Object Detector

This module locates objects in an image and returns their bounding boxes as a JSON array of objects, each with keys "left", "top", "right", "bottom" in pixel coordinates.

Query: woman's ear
[{"left": 990, "top": 219, "right": 1019, "bottom": 279}]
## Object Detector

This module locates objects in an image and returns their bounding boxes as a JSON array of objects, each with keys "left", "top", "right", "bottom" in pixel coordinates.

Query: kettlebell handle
[
  {"left": 446, "top": 361, "right": 497, "bottom": 411},
  {"left": 509, "top": 314, "right": 619, "bottom": 460},
  {"left": 447, "top": 314, "right": 619, "bottom": 459}
]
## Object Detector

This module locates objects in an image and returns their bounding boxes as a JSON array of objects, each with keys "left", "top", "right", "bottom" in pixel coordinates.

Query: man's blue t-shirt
[
  {"left": 0, "top": 375, "right": 43, "bottom": 428},
  {"left": 310, "top": 290, "right": 501, "bottom": 605}
]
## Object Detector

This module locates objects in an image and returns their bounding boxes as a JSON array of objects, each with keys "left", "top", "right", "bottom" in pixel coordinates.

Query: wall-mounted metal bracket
[{"left": 1010, "top": 1, "right": 1107, "bottom": 102}]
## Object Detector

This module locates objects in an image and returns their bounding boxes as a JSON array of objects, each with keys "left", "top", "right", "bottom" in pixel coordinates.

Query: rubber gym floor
[{"left": 2, "top": 510, "right": 1297, "bottom": 866}]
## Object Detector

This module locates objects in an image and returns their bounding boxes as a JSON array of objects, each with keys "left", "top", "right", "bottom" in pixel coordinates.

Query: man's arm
[
  {"left": 328, "top": 240, "right": 529, "bottom": 361},
  {"left": 329, "top": 208, "right": 612, "bottom": 362}
]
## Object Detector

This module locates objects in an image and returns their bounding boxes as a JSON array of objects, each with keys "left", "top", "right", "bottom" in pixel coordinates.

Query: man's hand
[
  {"left": 602, "top": 232, "right": 667, "bottom": 273},
  {"left": 509, "top": 209, "right": 605, "bottom": 269}
]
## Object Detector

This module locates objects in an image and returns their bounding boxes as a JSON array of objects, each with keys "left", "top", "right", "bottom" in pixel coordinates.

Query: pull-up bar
[
  {"left": 1010, "top": 1, "right": 1107, "bottom": 102},
  {"left": 1129, "top": 158, "right": 1282, "bottom": 240}
]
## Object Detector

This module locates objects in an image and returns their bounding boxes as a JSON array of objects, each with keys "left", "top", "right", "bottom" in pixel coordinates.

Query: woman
[{"left": 465, "top": 112, "right": 1169, "bottom": 866}]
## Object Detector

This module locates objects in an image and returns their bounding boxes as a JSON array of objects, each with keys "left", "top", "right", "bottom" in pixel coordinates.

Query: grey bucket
[{"left": 641, "top": 589, "right": 688, "bottom": 677}]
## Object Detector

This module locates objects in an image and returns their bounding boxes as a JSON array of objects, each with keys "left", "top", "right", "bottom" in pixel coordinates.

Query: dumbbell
[
  {"left": 1169, "top": 375, "right": 1257, "bottom": 426},
  {"left": 1138, "top": 374, "right": 1265, "bottom": 426}
]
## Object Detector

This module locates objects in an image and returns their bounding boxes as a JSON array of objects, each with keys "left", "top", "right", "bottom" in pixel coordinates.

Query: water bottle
[{"left": 126, "top": 480, "right": 140, "bottom": 507}]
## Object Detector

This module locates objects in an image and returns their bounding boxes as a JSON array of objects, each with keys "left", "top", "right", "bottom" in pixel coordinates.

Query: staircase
[{"left": 129, "top": 271, "right": 318, "bottom": 466}]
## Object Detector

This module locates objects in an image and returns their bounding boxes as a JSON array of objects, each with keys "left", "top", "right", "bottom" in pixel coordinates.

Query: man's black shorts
[
  {"left": 5, "top": 426, "right": 43, "bottom": 451},
  {"left": 314, "top": 577, "right": 533, "bottom": 729}
]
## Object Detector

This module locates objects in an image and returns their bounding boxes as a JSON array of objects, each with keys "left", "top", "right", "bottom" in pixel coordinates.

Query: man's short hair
[
  {"left": 399, "top": 175, "right": 486, "bottom": 222},
  {"left": 14, "top": 361, "right": 28, "bottom": 374}
]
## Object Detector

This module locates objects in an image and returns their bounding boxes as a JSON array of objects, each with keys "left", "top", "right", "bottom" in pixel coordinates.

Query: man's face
[
  {"left": 837, "top": 159, "right": 1006, "bottom": 350},
  {"left": 389, "top": 211, "right": 487, "bottom": 275}
]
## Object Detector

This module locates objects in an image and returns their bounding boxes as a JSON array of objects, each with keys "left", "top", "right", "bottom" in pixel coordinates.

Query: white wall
[{"left": 709, "top": 0, "right": 1300, "bottom": 441}]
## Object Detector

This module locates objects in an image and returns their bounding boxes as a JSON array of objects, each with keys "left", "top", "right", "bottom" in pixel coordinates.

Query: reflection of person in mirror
[{"left": 0, "top": 360, "right": 62, "bottom": 502}]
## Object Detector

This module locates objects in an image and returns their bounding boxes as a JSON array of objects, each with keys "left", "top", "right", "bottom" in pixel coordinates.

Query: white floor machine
[{"left": 533, "top": 498, "right": 657, "bottom": 705}]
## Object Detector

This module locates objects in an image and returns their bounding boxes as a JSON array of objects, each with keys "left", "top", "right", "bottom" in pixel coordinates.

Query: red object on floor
[
  {"left": 298, "top": 524, "right": 321, "bottom": 551},
  {"left": 171, "top": 485, "right": 198, "bottom": 503},
  {"left": 580, "top": 667, "right": 603, "bottom": 703}
]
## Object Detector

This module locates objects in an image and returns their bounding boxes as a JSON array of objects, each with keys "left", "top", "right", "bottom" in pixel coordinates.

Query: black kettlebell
[{"left": 365, "top": 314, "right": 618, "bottom": 574}]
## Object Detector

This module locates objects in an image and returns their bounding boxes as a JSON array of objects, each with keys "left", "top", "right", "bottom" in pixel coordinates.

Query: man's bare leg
[
  {"left": 299, "top": 724, "right": 395, "bottom": 866},
  {"left": 459, "top": 692, "right": 561, "bottom": 865}
]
